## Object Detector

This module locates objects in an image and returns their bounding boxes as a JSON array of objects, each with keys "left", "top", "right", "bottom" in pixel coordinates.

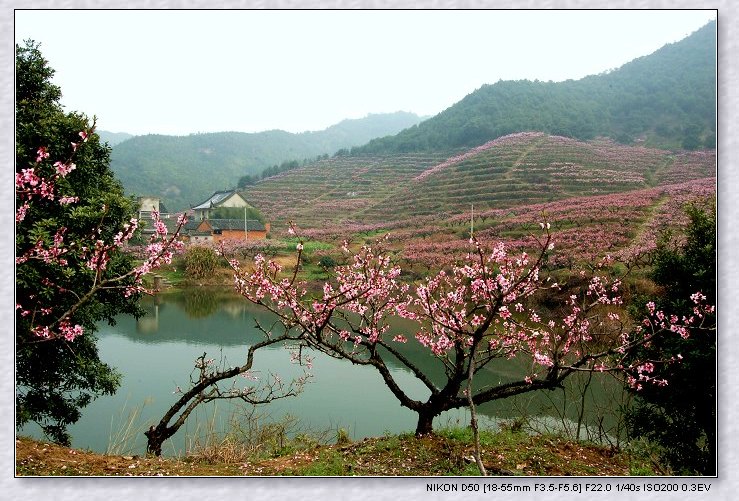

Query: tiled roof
[
  {"left": 183, "top": 219, "right": 203, "bottom": 231},
  {"left": 191, "top": 190, "right": 242, "bottom": 210},
  {"left": 207, "top": 219, "right": 266, "bottom": 232}
]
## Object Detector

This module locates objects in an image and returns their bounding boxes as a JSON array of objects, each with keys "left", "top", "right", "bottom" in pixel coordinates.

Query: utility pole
[{"left": 244, "top": 206, "right": 248, "bottom": 240}]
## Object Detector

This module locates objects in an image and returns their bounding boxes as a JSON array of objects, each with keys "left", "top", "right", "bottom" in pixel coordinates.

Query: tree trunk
[
  {"left": 145, "top": 425, "right": 175, "bottom": 456},
  {"left": 415, "top": 410, "right": 436, "bottom": 436}
]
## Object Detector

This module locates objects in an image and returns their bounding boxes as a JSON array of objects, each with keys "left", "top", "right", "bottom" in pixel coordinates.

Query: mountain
[
  {"left": 96, "top": 130, "right": 135, "bottom": 146},
  {"left": 110, "top": 111, "right": 424, "bottom": 211},
  {"left": 352, "top": 21, "right": 716, "bottom": 155}
]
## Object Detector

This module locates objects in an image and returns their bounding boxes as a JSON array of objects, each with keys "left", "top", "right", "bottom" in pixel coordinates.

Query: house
[
  {"left": 137, "top": 196, "right": 161, "bottom": 219},
  {"left": 136, "top": 191, "right": 270, "bottom": 244},
  {"left": 187, "top": 218, "right": 270, "bottom": 242},
  {"left": 191, "top": 190, "right": 251, "bottom": 221},
  {"left": 183, "top": 219, "right": 214, "bottom": 245},
  {"left": 136, "top": 196, "right": 183, "bottom": 238}
]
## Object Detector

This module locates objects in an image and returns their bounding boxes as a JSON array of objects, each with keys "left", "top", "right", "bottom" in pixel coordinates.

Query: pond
[{"left": 21, "top": 288, "right": 627, "bottom": 456}]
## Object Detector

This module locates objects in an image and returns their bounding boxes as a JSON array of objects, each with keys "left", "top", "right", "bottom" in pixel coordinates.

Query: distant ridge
[
  {"left": 352, "top": 21, "right": 716, "bottom": 155},
  {"left": 96, "top": 130, "right": 134, "bottom": 146},
  {"left": 110, "top": 111, "right": 425, "bottom": 211}
]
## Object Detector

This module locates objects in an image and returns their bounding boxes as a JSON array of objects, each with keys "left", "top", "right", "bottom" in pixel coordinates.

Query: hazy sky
[{"left": 14, "top": 9, "right": 716, "bottom": 136}]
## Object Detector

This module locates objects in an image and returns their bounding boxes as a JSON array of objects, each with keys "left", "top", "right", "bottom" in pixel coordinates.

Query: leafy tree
[
  {"left": 237, "top": 174, "right": 257, "bottom": 188},
  {"left": 625, "top": 201, "right": 716, "bottom": 474},
  {"left": 15, "top": 40, "right": 183, "bottom": 444}
]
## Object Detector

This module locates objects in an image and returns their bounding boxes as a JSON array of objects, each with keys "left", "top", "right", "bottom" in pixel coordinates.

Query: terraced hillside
[
  {"left": 241, "top": 151, "right": 454, "bottom": 227},
  {"left": 387, "top": 178, "right": 715, "bottom": 271},
  {"left": 241, "top": 132, "right": 715, "bottom": 231}
]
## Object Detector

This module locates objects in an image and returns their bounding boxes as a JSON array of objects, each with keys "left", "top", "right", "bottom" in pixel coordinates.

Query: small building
[
  {"left": 136, "top": 196, "right": 182, "bottom": 238},
  {"left": 187, "top": 218, "right": 270, "bottom": 243},
  {"left": 191, "top": 190, "right": 251, "bottom": 221},
  {"left": 182, "top": 218, "right": 214, "bottom": 244},
  {"left": 137, "top": 196, "right": 161, "bottom": 220},
  {"left": 137, "top": 191, "right": 270, "bottom": 244}
]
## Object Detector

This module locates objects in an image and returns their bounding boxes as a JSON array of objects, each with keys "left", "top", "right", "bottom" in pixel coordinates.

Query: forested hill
[
  {"left": 96, "top": 130, "right": 134, "bottom": 146},
  {"left": 352, "top": 21, "right": 716, "bottom": 155},
  {"left": 109, "top": 111, "right": 424, "bottom": 211}
]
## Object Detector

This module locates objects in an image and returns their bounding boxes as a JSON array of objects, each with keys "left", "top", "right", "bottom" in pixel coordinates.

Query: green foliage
[
  {"left": 210, "top": 206, "right": 265, "bottom": 223},
  {"left": 352, "top": 21, "right": 715, "bottom": 155},
  {"left": 15, "top": 40, "right": 141, "bottom": 445},
  {"left": 299, "top": 450, "right": 349, "bottom": 476},
  {"left": 335, "top": 427, "right": 351, "bottom": 445},
  {"left": 237, "top": 174, "right": 257, "bottom": 188},
  {"left": 625, "top": 200, "right": 716, "bottom": 475},
  {"left": 318, "top": 255, "right": 337, "bottom": 269},
  {"left": 183, "top": 246, "right": 221, "bottom": 279}
]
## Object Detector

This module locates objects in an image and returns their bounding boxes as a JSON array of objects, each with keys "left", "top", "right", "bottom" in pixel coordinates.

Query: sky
[{"left": 14, "top": 9, "right": 717, "bottom": 136}]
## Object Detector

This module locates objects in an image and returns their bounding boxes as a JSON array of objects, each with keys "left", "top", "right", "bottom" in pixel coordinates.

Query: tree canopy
[
  {"left": 625, "top": 200, "right": 716, "bottom": 474},
  {"left": 15, "top": 40, "right": 143, "bottom": 444}
]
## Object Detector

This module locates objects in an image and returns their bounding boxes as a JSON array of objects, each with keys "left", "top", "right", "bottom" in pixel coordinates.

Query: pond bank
[{"left": 16, "top": 427, "right": 661, "bottom": 476}]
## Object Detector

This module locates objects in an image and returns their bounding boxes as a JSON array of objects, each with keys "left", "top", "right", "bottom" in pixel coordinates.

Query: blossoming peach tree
[
  {"left": 15, "top": 127, "right": 186, "bottom": 443},
  {"left": 226, "top": 223, "right": 714, "bottom": 439}
]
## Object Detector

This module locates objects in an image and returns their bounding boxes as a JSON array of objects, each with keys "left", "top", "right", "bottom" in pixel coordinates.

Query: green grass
[
  {"left": 282, "top": 237, "right": 333, "bottom": 253},
  {"left": 17, "top": 426, "right": 665, "bottom": 476},
  {"left": 141, "top": 264, "right": 187, "bottom": 287},
  {"left": 295, "top": 450, "right": 349, "bottom": 476}
]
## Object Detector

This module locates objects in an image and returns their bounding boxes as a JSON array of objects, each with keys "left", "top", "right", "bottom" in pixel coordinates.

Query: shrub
[
  {"left": 183, "top": 246, "right": 220, "bottom": 279},
  {"left": 318, "top": 255, "right": 337, "bottom": 269}
]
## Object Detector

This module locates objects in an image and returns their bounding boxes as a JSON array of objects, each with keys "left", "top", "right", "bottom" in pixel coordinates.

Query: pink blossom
[
  {"left": 58, "top": 196, "right": 78, "bottom": 205},
  {"left": 53, "top": 161, "right": 76, "bottom": 177},
  {"left": 36, "top": 147, "right": 49, "bottom": 163},
  {"left": 59, "top": 321, "right": 84, "bottom": 341}
]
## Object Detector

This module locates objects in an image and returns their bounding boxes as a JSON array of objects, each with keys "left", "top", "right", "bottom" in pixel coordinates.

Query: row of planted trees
[{"left": 16, "top": 40, "right": 716, "bottom": 475}]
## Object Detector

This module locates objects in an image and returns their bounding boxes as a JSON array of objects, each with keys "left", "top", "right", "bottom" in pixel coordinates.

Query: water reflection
[
  {"left": 22, "top": 288, "right": 626, "bottom": 455},
  {"left": 134, "top": 289, "right": 627, "bottom": 442}
]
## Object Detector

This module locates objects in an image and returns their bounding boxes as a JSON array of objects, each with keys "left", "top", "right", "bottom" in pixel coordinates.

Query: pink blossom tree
[
  {"left": 16, "top": 127, "right": 187, "bottom": 443},
  {"left": 15, "top": 40, "right": 191, "bottom": 443},
  {"left": 228, "top": 224, "right": 714, "bottom": 437}
]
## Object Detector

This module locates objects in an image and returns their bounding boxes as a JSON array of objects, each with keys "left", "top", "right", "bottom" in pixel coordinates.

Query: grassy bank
[{"left": 16, "top": 427, "right": 663, "bottom": 477}]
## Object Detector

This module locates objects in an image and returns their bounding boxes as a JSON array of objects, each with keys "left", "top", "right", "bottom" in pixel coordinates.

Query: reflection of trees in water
[
  {"left": 375, "top": 329, "right": 624, "bottom": 443},
  {"left": 135, "top": 289, "right": 238, "bottom": 333},
  {"left": 163, "top": 288, "right": 249, "bottom": 319},
  {"left": 221, "top": 301, "right": 249, "bottom": 318},
  {"left": 182, "top": 288, "right": 220, "bottom": 318},
  {"left": 131, "top": 290, "right": 623, "bottom": 439}
]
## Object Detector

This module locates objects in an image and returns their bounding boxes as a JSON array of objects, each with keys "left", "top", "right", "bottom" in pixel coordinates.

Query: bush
[
  {"left": 624, "top": 201, "right": 716, "bottom": 475},
  {"left": 183, "top": 246, "right": 220, "bottom": 279},
  {"left": 318, "top": 255, "right": 337, "bottom": 269}
]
